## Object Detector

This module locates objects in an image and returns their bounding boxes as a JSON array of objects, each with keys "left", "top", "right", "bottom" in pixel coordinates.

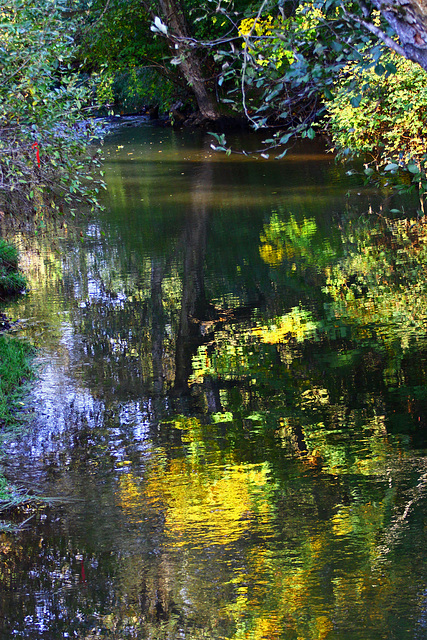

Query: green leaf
[
  {"left": 276, "top": 149, "right": 288, "bottom": 160},
  {"left": 385, "top": 62, "right": 397, "bottom": 74},
  {"left": 279, "top": 132, "right": 293, "bottom": 145},
  {"left": 407, "top": 164, "right": 420, "bottom": 174}
]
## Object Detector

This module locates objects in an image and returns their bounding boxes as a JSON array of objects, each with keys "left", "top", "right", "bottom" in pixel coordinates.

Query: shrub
[
  {"left": 0, "top": 239, "right": 26, "bottom": 298},
  {"left": 327, "top": 52, "right": 427, "bottom": 170}
]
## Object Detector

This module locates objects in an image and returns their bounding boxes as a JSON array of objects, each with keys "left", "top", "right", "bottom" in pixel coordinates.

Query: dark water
[{"left": 1, "top": 124, "right": 427, "bottom": 639}]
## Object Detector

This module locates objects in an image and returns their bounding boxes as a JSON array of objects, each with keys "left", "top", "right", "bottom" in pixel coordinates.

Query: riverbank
[
  {"left": 0, "top": 330, "right": 36, "bottom": 527},
  {"left": 0, "top": 239, "right": 36, "bottom": 528}
]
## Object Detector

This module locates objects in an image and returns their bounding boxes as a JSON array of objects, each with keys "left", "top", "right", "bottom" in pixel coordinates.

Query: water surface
[{"left": 1, "top": 124, "right": 427, "bottom": 640}]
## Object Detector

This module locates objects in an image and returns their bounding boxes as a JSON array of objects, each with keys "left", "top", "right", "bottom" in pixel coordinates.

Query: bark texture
[{"left": 373, "top": 0, "right": 427, "bottom": 69}]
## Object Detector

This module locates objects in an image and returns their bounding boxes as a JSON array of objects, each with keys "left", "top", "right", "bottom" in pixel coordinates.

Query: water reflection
[{"left": 0, "top": 126, "right": 427, "bottom": 639}]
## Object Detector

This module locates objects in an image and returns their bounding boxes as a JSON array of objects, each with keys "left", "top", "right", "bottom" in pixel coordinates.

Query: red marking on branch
[
  {"left": 31, "top": 142, "right": 40, "bottom": 167},
  {"left": 81, "top": 559, "right": 87, "bottom": 583}
]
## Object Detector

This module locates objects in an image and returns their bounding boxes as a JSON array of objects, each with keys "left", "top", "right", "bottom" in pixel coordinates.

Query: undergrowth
[{"left": 0, "top": 238, "right": 26, "bottom": 298}]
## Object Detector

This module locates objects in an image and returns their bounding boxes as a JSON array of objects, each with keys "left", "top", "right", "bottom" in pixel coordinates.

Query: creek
[{"left": 1, "top": 123, "right": 427, "bottom": 639}]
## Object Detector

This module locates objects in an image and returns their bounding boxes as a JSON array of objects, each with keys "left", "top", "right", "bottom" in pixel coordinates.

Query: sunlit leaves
[{"left": 327, "top": 51, "right": 427, "bottom": 187}]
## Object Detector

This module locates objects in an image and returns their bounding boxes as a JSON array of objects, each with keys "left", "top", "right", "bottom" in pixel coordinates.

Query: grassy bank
[
  {"left": 0, "top": 238, "right": 26, "bottom": 298},
  {"left": 0, "top": 335, "right": 35, "bottom": 525},
  {"left": 0, "top": 239, "right": 36, "bottom": 524},
  {"left": 0, "top": 334, "right": 34, "bottom": 429}
]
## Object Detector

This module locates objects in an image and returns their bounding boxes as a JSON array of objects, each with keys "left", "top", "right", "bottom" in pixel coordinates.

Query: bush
[
  {"left": 0, "top": 239, "right": 26, "bottom": 298},
  {"left": 327, "top": 52, "right": 427, "bottom": 170},
  {"left": 0, "top": 0, "right": 105, "bottom": 216},
  {"left": 111, "top": 67, "right": 176, "bottom": 114}
]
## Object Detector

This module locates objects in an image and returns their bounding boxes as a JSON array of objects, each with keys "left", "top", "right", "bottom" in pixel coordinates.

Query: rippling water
[{"left": 1, "top": 124, "right": 427, "bottom": 639}]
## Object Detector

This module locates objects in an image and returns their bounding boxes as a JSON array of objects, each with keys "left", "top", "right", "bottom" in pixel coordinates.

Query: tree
[
  {"left": 372, "top": 0, "right": 427, "bottom": 70},
  {"left": 149, "top": 0, "right": 221, "bottom": 119},
  {"left": 83, "top": 0, "right": 229, "bottom": 119}
]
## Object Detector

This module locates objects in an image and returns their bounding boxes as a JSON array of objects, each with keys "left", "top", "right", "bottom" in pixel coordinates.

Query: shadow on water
[{"left": 1, "top": 125, "right": 427, "bottom": 639}]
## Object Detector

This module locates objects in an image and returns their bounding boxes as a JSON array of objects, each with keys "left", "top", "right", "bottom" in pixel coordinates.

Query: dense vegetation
[
  {"left": 75, "top": 0, "right": 427, "bottom": 208},
  {"left": 0, "top": 0, "right": 105, "bottom": 218},
  {"left": 0, "top": 238, "right": 26, "bottom": 297},
  {"left": 2, "top": 0, "right": 427, "bottom": 212}
]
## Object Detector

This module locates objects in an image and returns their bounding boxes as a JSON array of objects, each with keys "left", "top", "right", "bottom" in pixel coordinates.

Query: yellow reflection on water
[
  {"left": 118, "top": 456, "right": 272, "bottom": 549},
  {"left": 252, "top": 306, "right": 318, "bottom": 344},
  {"left": 117, "top": 417, "right": 275, "bottom": 550}
]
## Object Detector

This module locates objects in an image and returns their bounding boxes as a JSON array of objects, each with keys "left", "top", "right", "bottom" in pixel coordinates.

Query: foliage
[
  {"left": 81, "top": 0, "right": 253, "bottom": 118},
  {"left": 82, "top": 0, "right": 175, "bottom": 111},
  {"left": 209, "top": 2, "right": 389, "bottom": 135},
  {"left": 0, "top": 335, "right": 34, "bottom": 429},
  {"left": 81, "top": 0, "right": 203, "bottom": 113},
  {"left": 0, "top": 239, "right": 26, "bottom": 297},
  {"left": 0, "top": 0, "right": 105, "bottom": 216},
  {"left": 328, "top": 51, "right": 427, "bottom": 166},
  {"left": 112, "top": 68, "right": 175, "bottom": 114},
  {"left": 202, "top": 1, "right": 427, "bottom": 197}
]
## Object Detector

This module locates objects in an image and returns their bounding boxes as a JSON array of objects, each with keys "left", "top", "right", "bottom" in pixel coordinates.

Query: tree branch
[
  {"left": 241, "top": 0, "right": 269, "bottom": 127},
  {"left": 348, "top": 11, "right": 406, "bottom": 58}
]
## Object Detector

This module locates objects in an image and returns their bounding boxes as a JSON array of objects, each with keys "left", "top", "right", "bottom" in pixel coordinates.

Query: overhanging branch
[{"left": 346, "top": 10, "right": 406, "bottom": 57}]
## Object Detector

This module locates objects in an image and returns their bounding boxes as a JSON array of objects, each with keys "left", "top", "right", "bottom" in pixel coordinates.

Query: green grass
[
  {"left": 0, "top": 239, "right": 33, "bottom": 428},
  {"left": 0, "top": 335, "right": 36, "bottom": 528},
  {"left": 0, "top": 335, "right": 35, "bottom": 521},
  {"left": 0, "top": 239, "right": 36, "bottom": 526},
  {"left": 0, "top": 238, "right": 27, "bottom": 298},
  {"left": 0, "top": 334, "right": 35, "bottom": 428}
]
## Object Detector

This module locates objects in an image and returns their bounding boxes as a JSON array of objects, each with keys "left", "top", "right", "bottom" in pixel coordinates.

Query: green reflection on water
[{"left": 1, "top": 125, "right": 427, "bottom": 640}]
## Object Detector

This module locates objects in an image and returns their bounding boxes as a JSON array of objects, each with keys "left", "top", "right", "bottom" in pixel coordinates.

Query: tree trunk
[
  {"left": 373, "top": 0, "right": 427, "bottom": 70},
  {"left": 174, "top": 161, "right": 211, "bottom": 392},
  {"left": 157, "top": 0, "right": 220, "bottom": 119},
  {"left": 151, "top": 258, "right": 165, "bottom": 395}
]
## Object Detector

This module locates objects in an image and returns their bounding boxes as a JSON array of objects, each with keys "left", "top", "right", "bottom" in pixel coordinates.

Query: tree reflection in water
[{"left": 0, "top": 127, "right": 426, "bottom": 639}]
